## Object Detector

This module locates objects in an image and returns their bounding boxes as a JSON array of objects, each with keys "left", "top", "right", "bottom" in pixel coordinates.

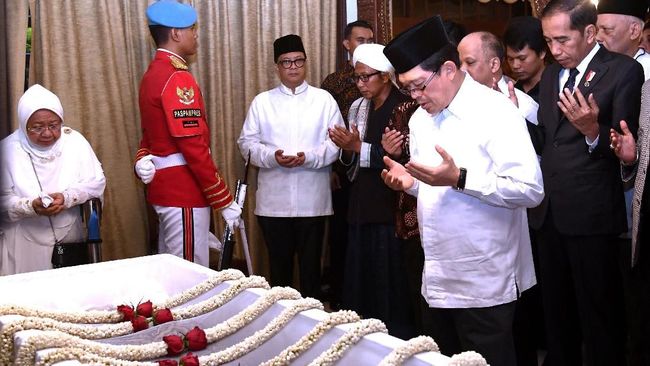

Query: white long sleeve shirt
[
  {"left": 407, "top": 74, "right": 544, "bottom": 308},
  {"left": 238, "top": 81, "right": 343, "bottom": 217},
  {"left": 0, "top": 128, "right": 106, "bottom": 275}
]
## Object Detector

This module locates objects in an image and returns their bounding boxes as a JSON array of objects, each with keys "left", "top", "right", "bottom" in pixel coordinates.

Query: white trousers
[{"left": 153, "top": 205, "right": 211, "bottom": 267}]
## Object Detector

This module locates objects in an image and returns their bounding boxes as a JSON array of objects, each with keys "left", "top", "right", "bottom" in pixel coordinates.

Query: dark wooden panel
[{"left": 357, "top": 0, "right": 392, "bottom": 44}]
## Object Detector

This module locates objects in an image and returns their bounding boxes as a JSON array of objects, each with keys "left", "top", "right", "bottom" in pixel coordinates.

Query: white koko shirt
[
  {"left": 238, "top": 81, "right": 344, "bottom": 217},
  {"left": 406, "top": 74, "right": 544, "bottom": 308}
]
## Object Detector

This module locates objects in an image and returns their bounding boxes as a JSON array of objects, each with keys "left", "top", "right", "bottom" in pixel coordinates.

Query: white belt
[{"left": 151, "top": 153, "right": 187, "bottom": 169}]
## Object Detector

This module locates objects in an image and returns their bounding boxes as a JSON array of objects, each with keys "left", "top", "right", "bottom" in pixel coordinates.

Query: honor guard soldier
[{"left": 134, "top": 0, "right": 241, "bottom": 267}]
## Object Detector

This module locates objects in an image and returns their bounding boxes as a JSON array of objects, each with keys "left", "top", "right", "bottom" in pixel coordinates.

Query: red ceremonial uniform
[{"left": 136, "top": 49, "right": 232, "bottom": 210}]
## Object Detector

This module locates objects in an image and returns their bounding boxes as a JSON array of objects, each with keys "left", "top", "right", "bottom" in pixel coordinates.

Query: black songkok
[
  {"left": 273, "top": 34, "right": 306, "bottom": 62},
  {"left": 383, "top": 15, "right": 451, "bottom": 74},
  {"left": 597, "top": 0, "right": 649, "bottom": 21}
]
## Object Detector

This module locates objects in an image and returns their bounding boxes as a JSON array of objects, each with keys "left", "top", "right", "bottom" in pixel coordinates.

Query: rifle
[{"left": 218, "top": 151, "right": 252, "bottom": 272}]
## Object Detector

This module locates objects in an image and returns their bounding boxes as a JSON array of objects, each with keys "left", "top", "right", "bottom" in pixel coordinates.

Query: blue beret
[{"left": 146, "top": 0, "right": 197, "bottom": 28}]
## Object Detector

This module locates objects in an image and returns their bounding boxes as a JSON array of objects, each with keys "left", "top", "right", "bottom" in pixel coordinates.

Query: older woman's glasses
[
  {"left": 350, "top": 71, "right": 381, "bottom": 83},
  {"left": 27, "top": 123, "right": 62, "bottom": 134},
  {"left": 399, "top": 71, "right": 437, "bottom": 96},
  {"left": 278, "top": 58, "right": 306, "bottom": 69}
]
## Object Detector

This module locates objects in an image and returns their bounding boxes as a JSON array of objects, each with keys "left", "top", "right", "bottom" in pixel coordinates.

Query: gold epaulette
[{"left": 169, "top": 55, "right": 188, "bottom": 70}]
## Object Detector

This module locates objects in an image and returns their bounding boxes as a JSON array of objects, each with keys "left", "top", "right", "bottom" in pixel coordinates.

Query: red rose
[
  {"left": 180, "top": 353, "right": 199, "bottom": 366},
  {"left": 136, "top": 300, "right": 153, "bottom": 318},
  {"left": 163, "top": 334, "right": 185, "bottom": 355},
  {"left": 154, "top": 308, "right": 174, "bottom": 325},
  {"left": 158, "top": 360, "right": 178, "bottom": 366},
  {"left": 185, "top": 327, "right": 207, "bottom": 351},
  {"left": 117, "top": 304, "right": 135, "bottom": 321},
  {"left": 131, "top": 315, "right": 149, "bottom": 332}
]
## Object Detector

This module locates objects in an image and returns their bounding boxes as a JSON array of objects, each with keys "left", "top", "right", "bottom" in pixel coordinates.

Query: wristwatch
[{"left": 454, "top": 167, "right": 467, "bottom": 191}]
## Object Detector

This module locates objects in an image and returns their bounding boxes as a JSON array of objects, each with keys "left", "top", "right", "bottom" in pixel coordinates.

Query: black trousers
[
  {"left": 257, "top": 216, "right": 326, "bottom": 298},
  {"left": 536, "top": 216, "right": 626, "bottom": 366},
  {"left": 402, "top": 236, "right": 425, "bottom": 335},
  {"left": 421, "top": 300, "right": 517, "bottom": 366},
  {"left": 620, "top": 216, "right": 650, "bottom": 366},
  {"left": 513, "top": 227, "right": 546, "bottom": 366}
]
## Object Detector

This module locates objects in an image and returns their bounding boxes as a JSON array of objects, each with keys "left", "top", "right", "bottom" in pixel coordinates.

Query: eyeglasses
[
  {"left": 27, "top": 123, "right": 62, "bottom": 134},
  {"left": 350, "top": 71, "right": 381, "bottom": 83},
  {"left": 399, "top": 71, "right": 437, "bottom": 96},
  {"left": 278, "top": 58, "right": 306, "bottom": 69}
]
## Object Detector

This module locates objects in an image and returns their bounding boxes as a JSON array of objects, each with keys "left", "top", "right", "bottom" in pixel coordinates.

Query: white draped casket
[{"left": 0, "top": 254, "right": 486, "bottom": 365}]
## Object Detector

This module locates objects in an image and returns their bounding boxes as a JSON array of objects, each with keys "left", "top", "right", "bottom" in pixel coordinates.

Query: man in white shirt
[
  {"left": 457, "top": 31, "right": 539, "bottom": 126},
  {"left": 382, "top": 16, "right": 544, "bottom": 366},
  {"left": 237, "top": 34, "right": 344, "bottom": 299}
]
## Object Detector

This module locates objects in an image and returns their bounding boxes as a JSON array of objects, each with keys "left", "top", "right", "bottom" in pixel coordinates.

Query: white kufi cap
[{"left": 352, "top": 43, "right": 395, "bottom": 74}]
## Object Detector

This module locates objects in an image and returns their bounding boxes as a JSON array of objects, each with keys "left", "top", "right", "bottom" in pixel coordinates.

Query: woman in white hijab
[
  {"left": 0, "top": 84, "right": 106, "bottom": 275},
  {"left": 328, "top": 44, "right": 415, "bottom": 338}
]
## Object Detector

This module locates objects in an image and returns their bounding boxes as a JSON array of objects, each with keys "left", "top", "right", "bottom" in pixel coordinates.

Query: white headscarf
[
  {"left": 352, "top": 44, "right": 396, "bottom": 84},
  {"left": 17, "top": 84, "right": 65, "bottom": 161}
]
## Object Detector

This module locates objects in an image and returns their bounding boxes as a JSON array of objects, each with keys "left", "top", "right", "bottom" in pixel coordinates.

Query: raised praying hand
[
  {"left": 558, "top": 87, "right": 600, "bottom": 141},
  {"left": 405, "top": 145, "right": 460, "bottom": 187},
  {"left": 609, "top": 120, "right": 637, "bottom": 165},
  {"left": 328, "top": 124, "right": 361, "bottom": 153},
  {"left": 381, "top": 127, "right": 404, "bottom": 159},
  {"left": 381, "top": 156, "right": 414, "bottom": 191}
]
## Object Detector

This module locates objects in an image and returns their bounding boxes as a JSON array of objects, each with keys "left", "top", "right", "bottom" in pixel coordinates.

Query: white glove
[
  {"left": 221, "top": 201, "right": 242, "bottom": 232},
  {"left": 135, "top": 155, "right": 156, "bottom": 184}
]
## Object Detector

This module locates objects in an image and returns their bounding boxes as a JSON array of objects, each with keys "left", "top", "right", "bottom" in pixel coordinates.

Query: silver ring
[{"left": 609, "top": 144, "right": 615, "bottom": 150}]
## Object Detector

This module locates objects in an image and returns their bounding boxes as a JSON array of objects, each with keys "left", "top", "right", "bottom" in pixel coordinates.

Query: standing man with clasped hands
[
  {"left": 238, "top": 34, "right": 343, "bottom": 298},
  {"left": 530, "top": 1, "right": 644, "bottom": 365}
]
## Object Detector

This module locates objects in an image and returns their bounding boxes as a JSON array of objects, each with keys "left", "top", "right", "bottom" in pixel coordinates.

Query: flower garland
[
  {"left": 15, "top": 330, "right": 167, "bottom": 365},
  {"left": 10, "top": 285, "right": 298, "bottom": 366},
  {"left": 34, "top": 297, "right": 323, "bottom": 366},
  {"left": 156, "top": 269, "right": 244, "bottom": 310},
  {"left": 377, "top": 335, "right": 440, "bottom": 365},
  {"left": 307, "top": 318, "right": 388, "bottom": 366},
  {"left": 0, "top": 318, "right": 134, "bottom": 365},
  {"left": 36, "top": 348, "right": 157, "bottom": 366},
  {"left": 448, "top": 351, "right": 488, "bottom": 366},
  {"left": 0, "top": 269, "right": 244, "bottom": 324},
  {"left": 169, "top": 275, "right": 268, "bottom": 321},
  {"left": 259, "top": 310, "right": 361, "bottom": 366},
  {"left": 197, "top": 298, "right": 323, "bottom": 365},
  {"left": 1, "top": 275, "right": 268, "bottom": 365}
]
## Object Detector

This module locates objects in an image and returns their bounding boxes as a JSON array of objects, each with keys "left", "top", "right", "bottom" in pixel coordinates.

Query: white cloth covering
[
  {"left": 0, "top": 85, "right": 105, "bottom": 275},
  {"left": 0, "top": 254, "right": 452, "bottom": 366},
  {"left": 237, "top": 81, "right": 343, "bottom": 217},
  {"left": 406, "top": 74, "right": 544, "bottom": 308}
]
